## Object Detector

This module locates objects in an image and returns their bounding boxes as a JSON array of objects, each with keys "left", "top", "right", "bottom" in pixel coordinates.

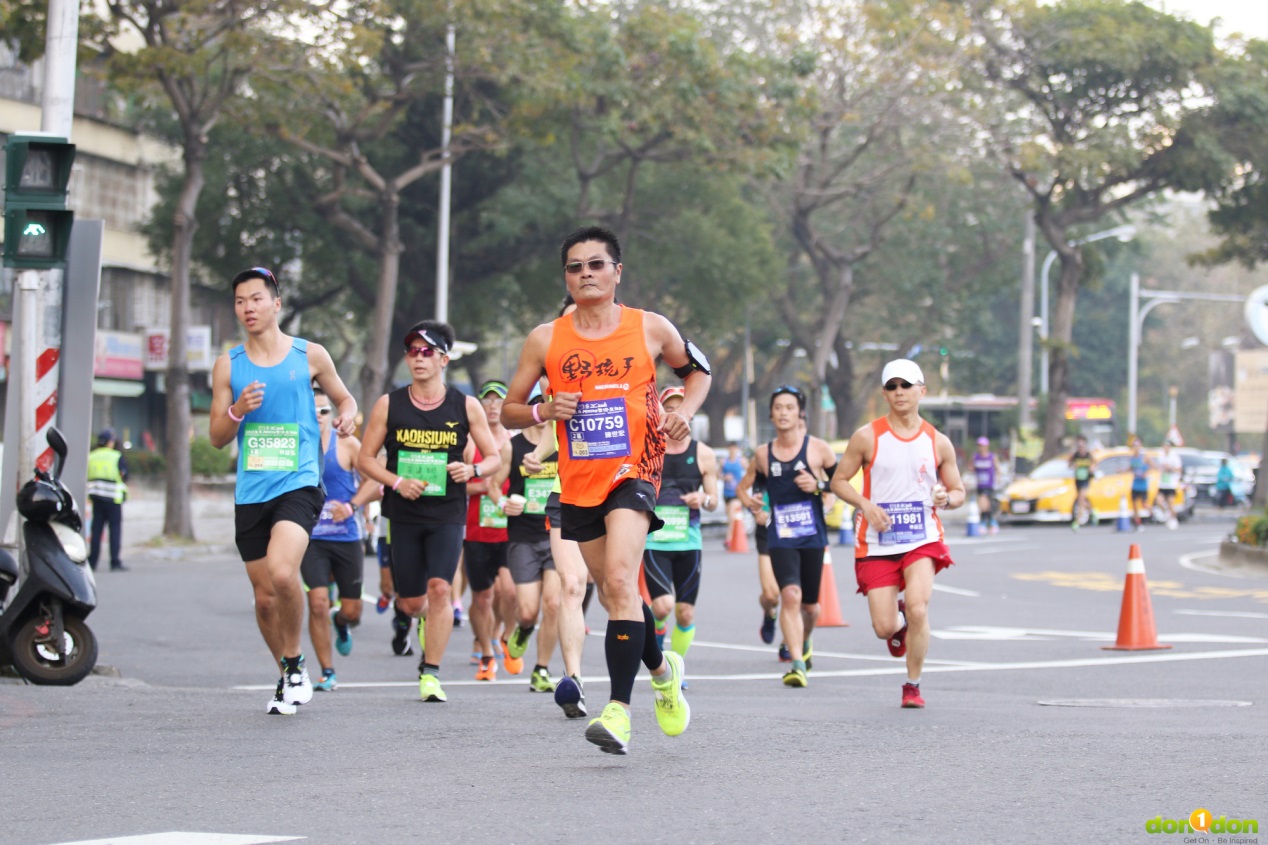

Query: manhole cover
[{"left": 1038, "top": 699, "right": 1252, "bottom": 708}]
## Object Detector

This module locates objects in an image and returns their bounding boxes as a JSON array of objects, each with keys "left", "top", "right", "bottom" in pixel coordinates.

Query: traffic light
[
  {"left": 4, "top": 134, "right": 76, "bottom": 268},
  {"left": 938, "top": 345, "right": 949, "bottom": 357}
]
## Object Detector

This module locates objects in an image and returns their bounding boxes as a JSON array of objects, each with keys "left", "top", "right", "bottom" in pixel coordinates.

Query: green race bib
[
  {"left": 397, "top": 451, "right": 448, "bottom": 496},
  {"left": 525, "top": 477, "right": 554, "bottom": 514},
  {"left": 243, "top": 423, "right": 300, "bottom": 472},
  {"left": 478, "top": 495, "right": 507, "bottom": 528},
  {"left": 651, "top": 505, "right": 690, "bottom": 543}
]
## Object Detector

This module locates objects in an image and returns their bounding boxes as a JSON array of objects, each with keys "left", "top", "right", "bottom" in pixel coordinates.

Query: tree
[
  {"left": 101, "top": 0, "right": 295, "bottom": 539},
  {"left": 967, "top": 0, "right": 1230, "bottom": 458}
]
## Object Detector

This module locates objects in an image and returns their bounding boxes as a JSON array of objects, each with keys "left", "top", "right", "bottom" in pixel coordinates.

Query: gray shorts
[{"left": 507, "top": 539, "right": 555, "bottom": 585}]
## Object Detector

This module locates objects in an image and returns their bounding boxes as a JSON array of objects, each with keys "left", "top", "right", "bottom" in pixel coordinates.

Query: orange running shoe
[
  {"left": 475, "top": 655, "right": 497, "bottom": 681},
  {"left": 501, "top": 638, "right": 523, "bottom": 675}
]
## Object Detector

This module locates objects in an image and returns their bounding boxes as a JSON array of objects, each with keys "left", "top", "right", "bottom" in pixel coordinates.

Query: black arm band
[
  {"left": 818, "top": 479, "right": 830, "bottom": 494},
  {"left": 824, "top": 463, "right": 838, "bottom": 481}
]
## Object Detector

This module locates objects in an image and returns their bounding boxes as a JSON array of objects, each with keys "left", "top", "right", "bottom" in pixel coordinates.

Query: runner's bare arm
[
  {"left": 309, "top": 342, "right": 357, "bottom": 437},
  {"left": 502, "top": 324, "right": 553, "bottom": 431},
  {"left": 458, "top": 395, "right": 502, "bottom": 483},
  {"left": 208, "top": 353, "right": 241, "bottom": 449},
  {"left": 934, "top": 432, "right": 966, "bottom": 509},
  {"left": 737, "top": 446, "right": 766, "bottom": 512},
  {"left": 695, "top": 443, "right": 720, "bottom": 511},
  {"left": 649, "top": 312, "right": 711, "bottom": 437},
  {"left": 489, "top": 438, "right": 515, "bottom": 492},
  {"left": 832, "top": 426, "right": 891, "bottom": 533},
  {"left": 356, "top": 395, "right": 394, "bottom": 487}
]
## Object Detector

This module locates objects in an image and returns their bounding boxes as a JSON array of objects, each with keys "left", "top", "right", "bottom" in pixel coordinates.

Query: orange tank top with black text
[{"left": 545, "top": 306, "right": 664, "bottom": 507}]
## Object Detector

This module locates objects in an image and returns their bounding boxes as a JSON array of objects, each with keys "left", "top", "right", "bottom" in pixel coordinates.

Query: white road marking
[
  {"left": 932, "top": 584, "right": 982, "bottom": 597},
  {"left": 958, "top": 544, "right": 1041, "bottom": 556},
  {"left": 53, "top": 834, "right": 303, "bottom": 845},
  {"left": 1176, "top": 609, "right": 1268, "bottom": 619},
  {"left": 934, "top": 625, "right": 1267, "bottom": 644},
  {"left": 231, "top": 647, "right": 1268, "bottom": 687}
]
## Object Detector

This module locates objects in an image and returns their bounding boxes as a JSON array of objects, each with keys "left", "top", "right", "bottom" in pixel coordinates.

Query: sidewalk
[{"left": 109, "top": 480, "right": 236, "bottom": 558}]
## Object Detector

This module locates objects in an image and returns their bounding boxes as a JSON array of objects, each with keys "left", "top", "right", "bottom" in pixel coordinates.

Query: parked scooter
[{"left": 0, "top": 426, "right": 98, "bottom": 684}]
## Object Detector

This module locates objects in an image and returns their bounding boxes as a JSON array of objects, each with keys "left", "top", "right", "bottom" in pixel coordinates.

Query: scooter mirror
[{"left": 46, "top": 426, "right": 68, "bottom": 482}]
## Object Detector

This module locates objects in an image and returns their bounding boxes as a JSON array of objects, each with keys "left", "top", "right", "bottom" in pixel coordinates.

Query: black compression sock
[
  {"left": 583, "top": 581, "right": 595, "bottom": 614},
  {"left": 605, "top": 620, "right": 644, "bottom": 704},
  {"left": 640, "top": 603, "right": 665, "bottom": 670}
]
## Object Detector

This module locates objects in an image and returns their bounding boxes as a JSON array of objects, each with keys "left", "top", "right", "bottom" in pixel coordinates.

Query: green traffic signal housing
[{"left": 3, "top": 134, "right": 77, "bottom": 268}]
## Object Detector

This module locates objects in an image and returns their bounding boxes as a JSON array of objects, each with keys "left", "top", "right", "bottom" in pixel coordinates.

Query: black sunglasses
[
  {"left": 564, "top": 259, "right": 617, "bottom": 274},
  {"left": 772, "top": 385, "right": 805, "bottom": 400},
  {"left": 884, "top": 380, "right": 914, "bottom": 391}
]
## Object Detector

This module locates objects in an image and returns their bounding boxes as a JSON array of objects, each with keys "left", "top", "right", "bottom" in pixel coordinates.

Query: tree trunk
[
  {"left": 162, "top": 142, "right": 204, "bottom": 539},
  {"left": 360, "top": 192, "right": 403, "bottom": 415},
  {"left": 1040, "top": 250, "right": 1083, "bottom": 460},
  {"left": 826, "top": 337, "right": 858, "bottom": 438}
]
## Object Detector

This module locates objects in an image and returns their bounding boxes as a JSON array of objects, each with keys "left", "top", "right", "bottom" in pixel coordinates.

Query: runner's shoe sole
[
  {"left": 585, "top": 720, "right": 628, "bottom": 755},
  {"left": 555, "top": 675, "right": 587, "bottom": 718}
]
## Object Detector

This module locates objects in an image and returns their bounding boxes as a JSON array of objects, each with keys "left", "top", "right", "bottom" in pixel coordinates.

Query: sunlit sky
[{"left": 1151, "top": 0, "right": 1268, "bottom": 39}]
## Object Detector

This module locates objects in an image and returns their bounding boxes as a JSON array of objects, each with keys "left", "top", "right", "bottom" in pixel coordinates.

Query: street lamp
[{"left": 1038, "top": 224, "right": 1136, "bottom": 394}]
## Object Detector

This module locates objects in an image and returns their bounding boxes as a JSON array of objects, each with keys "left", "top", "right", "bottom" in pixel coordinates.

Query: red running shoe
[
  {"left": 901, "top": 682, "right": 925, "bottom": 709},
  {"left": 887, "top": 599, "right": 908, "bottom": 658}
]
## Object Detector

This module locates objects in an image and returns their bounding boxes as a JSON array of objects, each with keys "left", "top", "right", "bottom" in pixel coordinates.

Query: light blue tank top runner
[{"left": 230, "top": 337, "right": 321, "bottom": 504}]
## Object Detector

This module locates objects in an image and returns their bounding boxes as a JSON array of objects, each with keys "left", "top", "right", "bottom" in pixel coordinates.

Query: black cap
[
  {"left": 97, "top": 428, "right": 115, "bottom": 446},
  {"left": 402, "top": 321, "right": 451, "bottom": 354}
]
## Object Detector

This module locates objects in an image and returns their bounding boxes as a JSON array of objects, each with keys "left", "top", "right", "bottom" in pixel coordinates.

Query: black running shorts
[
  {"left": 560, "top": 478, "right": 664, "bottom": 543},
  {"left": 388, "top": 521, "right": 464, "bottom": 598},
  {"left": 300, "top": 539, "right": 365, "bottom": 600},
  {"left": 234, "top": 486, "right": 324, "bottom": 562}
]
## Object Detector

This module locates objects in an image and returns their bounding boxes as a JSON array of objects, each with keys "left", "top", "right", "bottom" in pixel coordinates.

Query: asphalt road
[{"left": 2, "top": 498, "right": 1265, "bottom": 845}]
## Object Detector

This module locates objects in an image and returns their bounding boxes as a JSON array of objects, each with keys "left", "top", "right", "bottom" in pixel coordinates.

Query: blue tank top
[
  {"left": 763, "top": 435, "right": 828, "bottom": 549},
  {"left": 722, "top": 457, "right": 745, "bottom": 499},
  {"left": 310, "top": 432, "right": 362, "bottom": 542},
  {"left": 230, "top": 337, "right": 321, "bottom": 505}
]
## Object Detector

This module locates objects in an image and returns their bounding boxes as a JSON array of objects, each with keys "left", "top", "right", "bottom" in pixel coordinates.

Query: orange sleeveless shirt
[{"left": 545, "top": 306, "right": 664, "bottom": 507}]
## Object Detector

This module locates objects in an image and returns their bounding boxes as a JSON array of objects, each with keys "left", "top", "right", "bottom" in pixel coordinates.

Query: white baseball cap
[{"left": 881, "top": 359, "right": 925, "bottom": 386}]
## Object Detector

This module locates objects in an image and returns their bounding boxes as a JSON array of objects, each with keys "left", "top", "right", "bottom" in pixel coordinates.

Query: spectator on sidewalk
[{"left": 87, "top": 429, "right": 129, "bottom": 572}]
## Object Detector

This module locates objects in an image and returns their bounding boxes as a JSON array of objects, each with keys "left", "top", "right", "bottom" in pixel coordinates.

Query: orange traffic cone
[
  {"left": 638, "top": 562, "right": 653, "bottom": 607},
  {"left": 726, "top": 515, "right": 750, "bottom": 553},
  {"left": 1103, "top": 543, "right": 1171, "bottom": 651},
  {"left": 816, "top": 546, "right": 849, "bottom": 627}
]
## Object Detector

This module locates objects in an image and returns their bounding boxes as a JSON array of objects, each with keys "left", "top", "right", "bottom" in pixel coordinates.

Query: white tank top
[{"left": 856, "top": 417, "right": 944, "bottom": 557}]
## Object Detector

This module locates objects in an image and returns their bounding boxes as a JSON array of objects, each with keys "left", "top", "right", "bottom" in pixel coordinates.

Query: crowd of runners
[{"left": 210, "top": 226, "right": 965, "bottom": 753}]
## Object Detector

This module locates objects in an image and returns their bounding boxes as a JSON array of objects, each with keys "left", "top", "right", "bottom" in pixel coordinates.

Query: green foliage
[
  {"left": 1234, "top": 510, "right": 1268, "bottom": 546},
  {"left": 189, "top": 437, "right": 234, "bottom": 476},
  {"left": 124, "top": 449, "right": 166, "bottom": 478}
]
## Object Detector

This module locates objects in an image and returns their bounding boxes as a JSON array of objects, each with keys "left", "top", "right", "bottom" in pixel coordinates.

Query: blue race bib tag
[
  {"left": 877, "top": 500, "right": 926, "bottom": 545},
  {"left": 566, "top": 398, "right": 632, "bottom": 460},
  {"left": 773, "top": 500, "right": 818, "bottom": 539}
]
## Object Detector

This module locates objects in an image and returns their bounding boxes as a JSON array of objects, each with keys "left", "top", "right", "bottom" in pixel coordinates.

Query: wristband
[
  {"left": 227, "top": 405, "right": 244, "bottom": 423},
  {"left": 531, "top": 403, "right": 543, "bottom": 425},
  {"left": 392, "top": 477, "right": 402, "bottom": 492},
  {"left": 498, "top": 497, "right": 509, "bottom": 511}
]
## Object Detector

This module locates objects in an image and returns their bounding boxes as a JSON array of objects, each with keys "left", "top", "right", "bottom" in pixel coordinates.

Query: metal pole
[
  {"left": 741, "top": 307, "right": 751, "bottom": 449},
  {"left": 1018, "top": 215, "right": 1036, "bottom": 430},
  {"left": 41, "top": 0, "right": 79, "bottom": 137},
  {"left": 1039, "top": 249, "right": 1057, "bottom": 396},
  {"left": 1128, "top": 272, "right": 1139, "bottom": 438},
  {"left": 434, "top": 22, "right": 455, "bottom": 323}
]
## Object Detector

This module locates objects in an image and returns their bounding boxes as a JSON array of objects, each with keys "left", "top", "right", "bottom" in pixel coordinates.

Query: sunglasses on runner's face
[
  {"left": 406, "top": 346, "right": 439, "bottom": 359},
  {"left": 316, "top": 406, "right": 333, "bottom": 416},
  {"left": 884, "top": 380, "right": 914, "bottom": 391},
  {"left": 564, "top": 259, "right": 616, "bottom": 274}
]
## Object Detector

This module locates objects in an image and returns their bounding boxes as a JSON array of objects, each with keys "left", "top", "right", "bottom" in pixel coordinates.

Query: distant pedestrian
[
  {"left": 972, "top": 437, "right": 1001, "bottom": 534},
  {"left": 87, "top": 429, "right": 129, "bottom": 572}
]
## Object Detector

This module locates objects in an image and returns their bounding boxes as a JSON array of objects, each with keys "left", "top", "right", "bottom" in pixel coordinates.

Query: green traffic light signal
[
  {"left": 3, "top": 134, "right": 77, "bottom": 268},
  {"left": 939, "top": 346, "right": 949, "bottom": 356}
]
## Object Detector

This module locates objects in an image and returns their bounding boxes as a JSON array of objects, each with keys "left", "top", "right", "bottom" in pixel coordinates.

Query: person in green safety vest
[{"left": 87, "top": 428, "right": 130, "bottom": 572}]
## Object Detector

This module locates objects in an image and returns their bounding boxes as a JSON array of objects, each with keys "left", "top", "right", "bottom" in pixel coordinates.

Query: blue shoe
[
  {"left": 760, "top": 612, "right": 776, "bottom": 644},
  {"left": 313, "top": 668, "right": 337, "bottom": 691},
  {"left": 453, "top": 604, "right": 464, "bottom": 628},
  {"left": 554, "top": 674, "right": 587, "bottom": 719},
  {"left": 778, "top": 643, "right": 792, "bottom": 663},
  {"left": 332, "top": 611, "right": 353, "bottom": 657}
]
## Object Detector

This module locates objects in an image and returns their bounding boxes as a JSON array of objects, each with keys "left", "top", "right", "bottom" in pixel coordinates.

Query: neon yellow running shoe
[
  {"left": 529, "top": 666, "right": 555, "bottom": 693},
  {"left": 418, "top": 673, "right": 447, "bottom": 702},
  {"left": 803, "top": 637, "right": 813, "bottom": 671},
  {"left": 507, "top": 624, "right": 531, "bottom": 660},
  {"left": 585, "top": 702, "right": 630, "bottom": 754},
  {"left": 651, "top": 651, "right": 690, "bottom": 737},
  {"left": 417, "top": 622, "right": 426, "bottom": 654},
  {"left": 782, "top": 667, "right": 808, "bottom": 688}
]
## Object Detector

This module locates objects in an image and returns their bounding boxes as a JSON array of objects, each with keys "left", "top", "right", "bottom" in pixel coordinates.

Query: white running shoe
[
  {"left": 282, "top": 658, "right": 313, "bottom": 706},
  {"left": 267, "top": 679, "right": 297, "bottom": 715}
]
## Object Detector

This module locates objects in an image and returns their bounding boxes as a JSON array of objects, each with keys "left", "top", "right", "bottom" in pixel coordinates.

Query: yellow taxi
[{"left": 1000, "top": 447, "right": 1187, "bottom": 524}]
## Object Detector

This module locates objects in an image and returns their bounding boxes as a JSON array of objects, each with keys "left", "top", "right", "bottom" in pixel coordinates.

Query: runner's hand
[
  {"left": 932, "top": 482, "right": 949, "bottom": 508},
  {"left": 449, "top": 461, "right": 474, "bottom": 483},
  {"left": 861, "top": 500, "right": 891, "bottom": 533},
  {"left": 234, "top": 381, "right": 265, "bottom": 416},
  {"left": 553, "top": 392, "right": 581, "bottom": 421},
  {"left": 332, "top": 413, "right": 356, "bottom": 437},
  {"left": 501, "top": 498, "right": 526, "bottom": 516},
  {"left": 397, "top": 479, "right": 426, "bottom": 500},
  {"left": 521, "top": 453, "right": 542, "bottom": 474},
  {"left": 330, "top": 501, "right": 354, "bottom": 522},
  {"left": 681, "top": 490, "right": 704, "bottom": 509},
  {"left": 794, "top": 468, "right": 819, "bottom": 494},
  {"left": 660, "top": 410, "right": 690, "bottom": 440}
]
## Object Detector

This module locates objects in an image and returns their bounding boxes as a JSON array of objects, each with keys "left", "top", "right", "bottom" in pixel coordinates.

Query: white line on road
[
  {"left": 1176, "top": 609, "right": 1268, "bottom": 619},
  {"left": 53, "top": 834, "right": 303, "bottom": 845},
  {"left": 932, "top": 584, "right": 982, "bottom": 597},
  {"left": 231, "top": 647, "right": 1268, "bottom": 690},
  {"left": 934, "top": 625, "right": 1267, "bottom": 644},
  {"left": 957, "top": 544, "right": 1041, "bottom": 556}
]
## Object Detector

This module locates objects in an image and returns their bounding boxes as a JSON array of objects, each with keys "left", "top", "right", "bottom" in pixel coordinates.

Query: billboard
[
  {"left": 93, "top": 330, "right": 144, "bottom": 380},
  {"left": 145, "top": 325, "right": 214, "bottom": 371},
  {"left": 1235, "top": 349, "right": 1268, "bottom": 433}
]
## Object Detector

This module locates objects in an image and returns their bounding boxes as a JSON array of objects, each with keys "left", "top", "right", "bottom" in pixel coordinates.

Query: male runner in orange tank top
[{"left": 502, "top": 226, "right": 711, "bottom": 755}]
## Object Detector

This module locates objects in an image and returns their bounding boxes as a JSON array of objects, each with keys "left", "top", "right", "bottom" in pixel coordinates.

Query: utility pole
[
  {"left": 1017, "top": 215, "right": 1036, "bottom": 431},
  {"left": 434, "top": 21, "right": 455, "bottom": 323}
]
